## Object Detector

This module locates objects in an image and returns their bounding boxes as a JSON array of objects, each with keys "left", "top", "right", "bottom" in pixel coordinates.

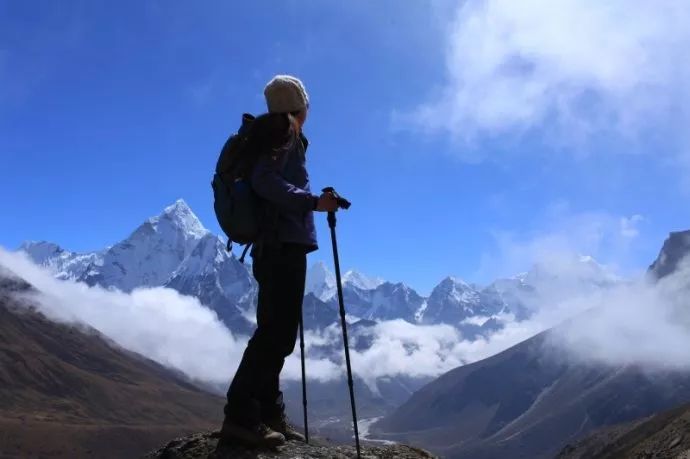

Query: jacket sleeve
[{"left": 251, "top": 153, "right": 318, "bottom": 213}]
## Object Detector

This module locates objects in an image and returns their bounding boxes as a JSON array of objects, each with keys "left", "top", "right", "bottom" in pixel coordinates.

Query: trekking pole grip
[{"left": 322, "top": 187, "right": 351, "bottom": 210}]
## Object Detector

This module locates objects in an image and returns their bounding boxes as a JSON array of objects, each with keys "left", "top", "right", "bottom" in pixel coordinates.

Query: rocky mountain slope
[
  {"left": 0, "top": 266, "right": 222, "bottom": 458},
  {"left": 649, "top": 230, "right": 690, "bottom": 280},
  {"left": 145, "top": 431, "right": 437, "bottom": 459},
  {"left": 373, "top": 328, "right": 690, "bottom": 458},
  {"left": 557, "top": 402, "right": 690, "bottom": 459}
]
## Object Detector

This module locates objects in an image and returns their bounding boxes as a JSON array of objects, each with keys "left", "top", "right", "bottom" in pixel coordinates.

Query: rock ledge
[{"left": 144, "top": 431, "right": 437, "bottom": 459}]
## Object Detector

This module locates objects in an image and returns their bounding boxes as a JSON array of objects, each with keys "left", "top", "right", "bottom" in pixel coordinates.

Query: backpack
[{"left": 211, "top": 113, "right": 261, "bottom": 262}]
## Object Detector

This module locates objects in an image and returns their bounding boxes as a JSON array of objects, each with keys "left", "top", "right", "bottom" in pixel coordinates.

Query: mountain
[
  {"left": 341, "top": 281, "right": 427, "bottom": 322},
  {"left": 487, "top": 274, "right": 534, "bottom": 320},
  {"left": 373, "top": 329, "right": 690, "bottom": 459},
  {"left": 343, "top": 269, "right": 385, "bottom": 291},
  {"left": 305, "top": 261, "right": 336, "bottom": 301},
  {"left": 420, "top": 277, "right": 505, "bottom": 325},
  {"left": 306, "top": 262, "right": 383, "bottom": 302},
  {"left": 18, "top": 201, "right": 620, "bottom": 344},
  {"left": 21, "top": 200, "right": 209, "bottom": 291},
  {"left": 19, "top": 241, "right": 100, "bottom": 281},
  {"left": 372, "top": 231, "right": 690, "bottom": 458},
  {"left": 557, "top": 401, "right": 690, "bottom": 458},
  {"left": 0, "top": 266, "right": 222, "bottom": 459},
  {"left": 20, "top": 200, "right": 613, "bottom": 334},
  {"left": 301, "top": 292, "right": 339, "bottom": 330},
  {"left": 21, "top": 200, "right": 257, "bottom": 333},
  {"left": 649, "top": 229, "right": 690, "bottom": 280},
  {"left": 78, "top": 200, "right": 209, "bottom": 291},
  {"left": 164, "top": 232, "right": 256, "bottom": 334}
]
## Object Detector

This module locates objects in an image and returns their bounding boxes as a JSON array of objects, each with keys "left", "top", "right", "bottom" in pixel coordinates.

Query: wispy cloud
[
  {"left": 476, "top": 205, "right": 647, "bottom": 281},
  {"left": 405, "top": 0, "right": 690, "bottom": 158}
]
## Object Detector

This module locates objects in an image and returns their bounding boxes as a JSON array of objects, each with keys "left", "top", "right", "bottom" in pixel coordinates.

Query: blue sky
[{"left": 2, "top": 1, "right": 689, "bottom": 295}]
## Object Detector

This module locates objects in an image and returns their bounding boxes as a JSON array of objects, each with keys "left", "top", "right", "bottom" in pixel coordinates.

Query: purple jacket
[{"left": 251, "top": 132, "right": 318, "bottom": 253}]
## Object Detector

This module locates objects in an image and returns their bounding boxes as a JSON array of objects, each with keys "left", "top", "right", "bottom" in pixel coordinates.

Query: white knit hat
[{"left": 264, "top": 75, "right": 310, "bottom": 114}]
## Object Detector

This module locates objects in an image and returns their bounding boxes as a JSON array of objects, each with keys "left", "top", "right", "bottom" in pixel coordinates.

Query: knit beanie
[{"left": 264, "top": 75, "right": 310, "bottom": 114}]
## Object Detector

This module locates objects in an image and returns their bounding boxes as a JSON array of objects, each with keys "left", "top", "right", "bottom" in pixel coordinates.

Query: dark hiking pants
[{"left": 224, "top": 243, "right": 307, "bottom": 426}]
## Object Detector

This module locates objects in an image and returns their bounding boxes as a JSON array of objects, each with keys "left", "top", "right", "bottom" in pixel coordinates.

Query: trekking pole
[
  {"left": 298, "top": 312, "right": 309, "bottom": 443},
  {"left": 322, "top": 187, "right": 361, "bottom": 459}
]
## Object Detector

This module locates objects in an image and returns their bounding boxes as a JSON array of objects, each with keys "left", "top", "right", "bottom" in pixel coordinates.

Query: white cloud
[
  {"left": 3, "top": 243, "right": 689, "bottom": 396},
  {"left": 409, "top": 0, "right": 690, "bottom": 154},
  {"left": 547, "top": 258, "right": 690, "bottom": 369},
  {"left": 351, "top": 320, "right": 462, "bottom": 387},
  {"left": 0, "top": 248, "right": 504, "bottom": 391},
  {"left": 0, "top": 248, "right": 247, "bottom": 384},
  {"left": 477, "top": 207, "right": 646, "bottom": 281},
  {"left": 620, "top": 214, "right": 644, "bottom": 240}
]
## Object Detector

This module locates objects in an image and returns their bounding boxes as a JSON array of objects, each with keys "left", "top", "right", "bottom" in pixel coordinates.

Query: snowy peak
[
  {"left": 19, "top": 241, "right": 66, "bottom": 264},
  {"left": 343, "top": 269, "right": 384, "bottom": 291},
  {"left": 364, "top": 281, "right": 425, "bottom": 322},
  {"left": 306, "top": 263, "right": 384, "bottom": 302},
  {"left": 77, "top": 200, "right": 210, "bottom": 291},
  {"left": 19, "top": 241, "right": 99, "bottom": 281},
  {"left": 431, "top": 276, "right": 476, "bottom": 302},
  {"left": 306, "top": 262, "right": 336, "bottom": 301},
  {"left": 152, "top": 199, "right": 208, "bottom": 240},
  {"left": 420, "top": 277, "right": 484, "bottom": 325}
]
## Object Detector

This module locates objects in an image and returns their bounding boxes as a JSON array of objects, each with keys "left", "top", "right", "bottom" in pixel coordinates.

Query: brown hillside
[{"left": 0, "top": 269, "right": 223, "bottom": 458}]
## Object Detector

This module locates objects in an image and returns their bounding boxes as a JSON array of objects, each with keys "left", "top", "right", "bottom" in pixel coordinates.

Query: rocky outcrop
[
  {"left": 145, "top": 432, "right": 437, "bottom": 459},
  {"left": 649, "top": 230, "right": 690, "bottom": 280}
]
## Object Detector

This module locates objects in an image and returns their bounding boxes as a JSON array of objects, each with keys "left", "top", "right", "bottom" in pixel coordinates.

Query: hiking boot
[
  {"left": 264, "top": 412, "right": 306, "bottom": 442},
  {"left": 217, "top": 419, "right": 286, "bottom": 449}
]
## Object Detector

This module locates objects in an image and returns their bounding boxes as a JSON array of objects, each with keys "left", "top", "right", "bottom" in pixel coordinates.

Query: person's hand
[{"left": 316, "top": 191, "right": 338, "bottom": 212}]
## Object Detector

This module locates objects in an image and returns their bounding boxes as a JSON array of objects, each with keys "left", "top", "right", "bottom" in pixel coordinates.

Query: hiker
[{"left": 216, "top": 75, "right": 338, "bottom": 449}]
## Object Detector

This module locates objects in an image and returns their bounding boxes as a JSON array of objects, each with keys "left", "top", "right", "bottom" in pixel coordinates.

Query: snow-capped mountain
[
  {"left": 421, "top": 277, "right": 482, "bottom": 324},
  {"left": 305, "top": 261, "right": 337, "bottom": 301},
  {"left": 306, "top": 263, "right": 384, "bottom": 301},
  {"left": 343, "top": 269, "right": 385, "bottom": 291},
  {"left": 79, "top": 200, "right": 209, "bottom": 291},
  {"left": 20, "top": 199, "right": 257, "bottom": 332},
  {"left": 19, "top": 241, "right": 99, "bottom": 281},
  {"left": 334, "top": 281, "right": 426, "bottom": 323},
  {"left": 19, "top": 200, "right": 622, "bottom": 337},
  {"left": 21, "top": 200, "right": 209, "bottom": 292},
  {"left": 416, "top": 277, "right": 518, "bottom": 338}
]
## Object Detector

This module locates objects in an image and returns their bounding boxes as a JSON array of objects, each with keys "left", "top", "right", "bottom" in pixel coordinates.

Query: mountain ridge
[{"left": 21, "top": 200, "right": 532, "bottom": 330}]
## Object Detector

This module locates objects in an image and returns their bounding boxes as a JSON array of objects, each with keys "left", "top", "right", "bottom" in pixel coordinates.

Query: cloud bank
[
  {"left": 550, "top": 258, "right": 690, "bottom": 369},
  {"left": 2, "top": 245, "right": 689, "bottom": 394}
]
